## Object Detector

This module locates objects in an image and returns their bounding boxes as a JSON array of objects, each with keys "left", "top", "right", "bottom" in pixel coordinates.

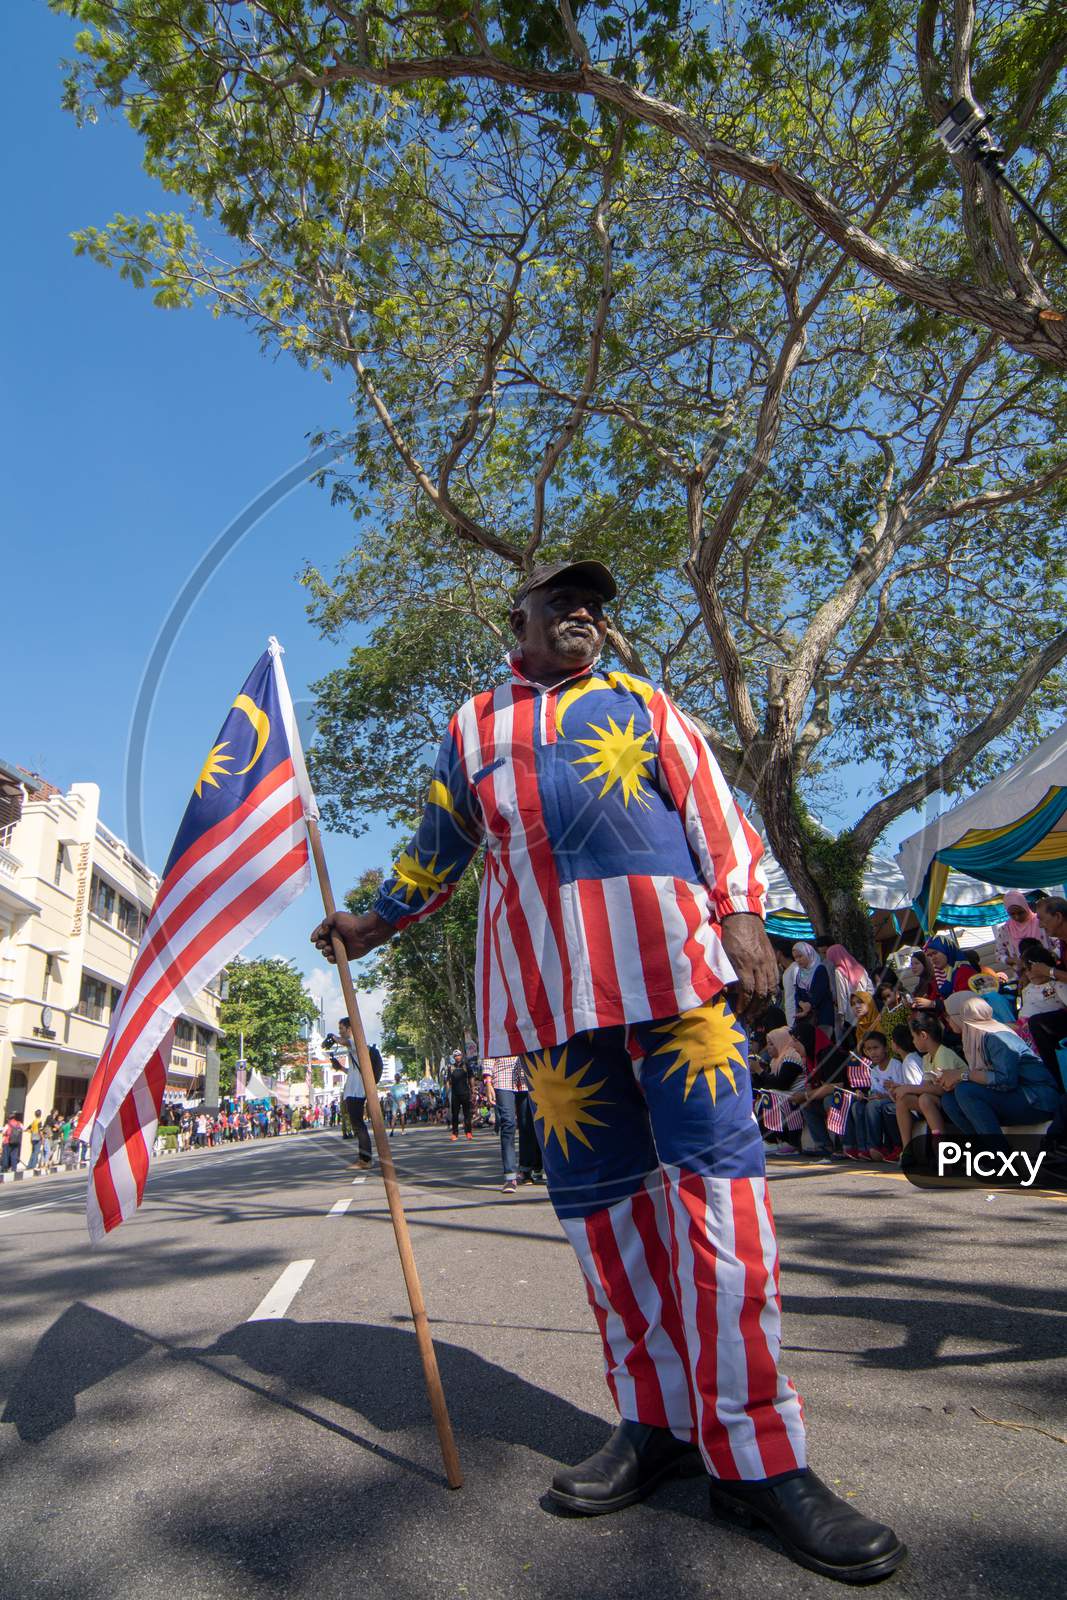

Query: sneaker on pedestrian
[
  {"left": 501, "top": 1177, "right": 517, "bottom": 1194},
  {"left": 465, "top": 1131, "right": 474, "bottom": 1140},
  {"left": 450, "top": 1133, "right": 458, "bottom": 1141}
]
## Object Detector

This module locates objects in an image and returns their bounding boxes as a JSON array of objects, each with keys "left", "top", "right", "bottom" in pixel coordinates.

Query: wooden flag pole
[{"left": 305, "top": 816, "right": 463, "bottom": 1491}]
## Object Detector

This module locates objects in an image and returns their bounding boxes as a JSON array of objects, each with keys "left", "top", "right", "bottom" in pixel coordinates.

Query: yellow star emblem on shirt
[
  {"left": 572, "top": 714, "right": 655, "bottom": 810},
  {"left": 392, "top": 850, "right": 451, "bottom": 902}
]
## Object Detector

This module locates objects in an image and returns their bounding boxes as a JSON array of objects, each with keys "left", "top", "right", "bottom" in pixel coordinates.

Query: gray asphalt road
[{"left": 0, "top": 1128, "right": 1064, "bottom": 1600}]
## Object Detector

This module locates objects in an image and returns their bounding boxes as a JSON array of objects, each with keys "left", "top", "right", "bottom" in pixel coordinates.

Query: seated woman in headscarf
[
  {"left": 993, "top": 891, "right": 1055, "bottom": 977},
  {"left": 791, "top": 942, "right": 835, "bottom": 1032},
  {"left": 851, "top": 989, "right": 880, "bottom": 1050},
  {"left": 924, "top": 936, "right": 979, "bottom": 998},
  {"left": 824, "top": 943, "right": 874, "bottom": 1041},
  {"left": 907, "top": 949, "right": 940, "bottom": 1004},
  {"left": 937, "top": 993, "right": 1061, "bottom": 1145}
]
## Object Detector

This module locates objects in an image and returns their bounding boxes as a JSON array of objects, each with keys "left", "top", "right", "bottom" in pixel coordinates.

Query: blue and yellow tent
[{"left": 897, "top": 721, "right": 1067, "bottom": 931}]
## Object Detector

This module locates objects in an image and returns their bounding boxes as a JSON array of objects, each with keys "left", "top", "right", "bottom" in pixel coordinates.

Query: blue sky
[
  {"left": 2, "top": 6, "right": 397, "bottom": 1028},
  {"left": 3, "top": 7, "right": 939, "bottom": 1035}
]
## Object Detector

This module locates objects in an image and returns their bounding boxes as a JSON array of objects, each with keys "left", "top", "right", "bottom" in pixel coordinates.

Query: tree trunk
[{"left": 753, "top": 751, "right": 877, "bottom": 968}]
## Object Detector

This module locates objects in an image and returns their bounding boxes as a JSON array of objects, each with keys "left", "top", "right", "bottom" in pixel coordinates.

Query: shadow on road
[{"left": 1, "top": 1301, "right": 153, "bottom": 1443}]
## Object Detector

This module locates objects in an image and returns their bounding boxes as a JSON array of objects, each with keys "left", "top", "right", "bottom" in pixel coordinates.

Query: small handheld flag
[
  {"left": 846, "top": 1055, "right": 873, "bottom": 1091},
  {"left": 826, "top": 1087, "right": 856, "bottom": 1138},
  {"left": 77, "top": 639, "right": 315, "bottom": 1240},
  {"left": 756, "top": 1089, "right": 804, "bottom": 1133}
]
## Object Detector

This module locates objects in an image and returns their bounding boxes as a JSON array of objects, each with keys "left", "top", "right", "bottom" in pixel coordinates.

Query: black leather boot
[
  {"left": 549, "top": 1420, "right": 703, "bottom": 1514},
  {"left": 708, "top": 1470, "right": 905, "bottom": 1584}
]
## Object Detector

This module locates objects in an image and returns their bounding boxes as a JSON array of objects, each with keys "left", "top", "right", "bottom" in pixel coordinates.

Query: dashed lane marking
[
  {"left": 247, "top": 1260, "right": 315, "bottom": 1321},
  {"left": 328, "top": 1198, "right": 352, "bottom": 1216}
]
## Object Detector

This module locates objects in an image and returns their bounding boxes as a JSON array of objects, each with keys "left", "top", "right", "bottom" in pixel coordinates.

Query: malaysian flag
[
  {"left": 76, "top": 639, "right": 315, "bottom": 1240},
  {"left": 756, "top": 1089, "right": 804, "bottom": 1133},
  {"left": 825, "top": 1087, "right": 856, "bottom": 1138},
  {"left": 846, "top": 1054, "right": 872, "bottom": 1090}
]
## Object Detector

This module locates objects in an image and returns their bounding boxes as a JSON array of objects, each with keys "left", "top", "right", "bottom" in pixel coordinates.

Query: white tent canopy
[
  {"left": 897, "top": 719, "right": 1067, "bottom": 924},
  {"left": 761, "top": 845, "right": 999, "bottom": 915}
]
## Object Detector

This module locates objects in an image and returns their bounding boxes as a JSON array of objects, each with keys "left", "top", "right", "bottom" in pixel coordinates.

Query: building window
[
  {"left": 90, "top": 873, "right": 116, "bottom": 924},
  {"left": 110, "top": 986, "right": 123, "bottom": 1015},
  {"left": 196, "top": 1026, "right": 212, "bottom": 1054},
  {"left": 41, "top": 954, "right": 54, "bottom": 1000},
  {"left": 76, "top": 973, "right": 111, "bottom": 1023},
  {"left": 117, "top": 896, "right": 144, "bottom": 941},
  {"left": 53, "top": 845, "right": 66, "bottom": 886},
  {"left": 55, "top": 1076, "right": 87, "bottom": 1118},
  {"left": 175, "top": 1019, "right": 195, "bottom": 1048}
]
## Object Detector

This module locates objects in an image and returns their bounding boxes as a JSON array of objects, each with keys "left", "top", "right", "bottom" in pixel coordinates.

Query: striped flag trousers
[
  {"left": 563, "top": 1172, "right": 807, "bottom": 1482},
  {"left": 523, "top": 1009, "right": 807, "bottom": 1483}
]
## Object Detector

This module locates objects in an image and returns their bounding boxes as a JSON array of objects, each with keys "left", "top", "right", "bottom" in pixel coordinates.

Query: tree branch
[
  {"left": 846, "top": 623, "right": 1067, "bottom": 856},
  {"left": 279, "top": 50, "right": 1067, "bottom": 366}
]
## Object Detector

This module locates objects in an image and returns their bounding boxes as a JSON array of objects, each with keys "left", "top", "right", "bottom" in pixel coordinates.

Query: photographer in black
[
  {"left": 325, "top": 1018, "right": 384, "bottom": 1169},
  {"left": 446, "top": 1048, "right": 474, "bottom": 1141}
]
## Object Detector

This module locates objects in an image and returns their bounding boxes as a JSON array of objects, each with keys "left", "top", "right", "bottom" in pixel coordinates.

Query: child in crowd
[{"left": 892, "top": 1015, "right": 967, "bottom": 1151}]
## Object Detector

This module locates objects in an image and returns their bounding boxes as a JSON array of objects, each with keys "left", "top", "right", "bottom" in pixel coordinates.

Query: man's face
[
  {"left": 510, "top": 582, "right": 609, "bottom": 671},
  {"left": 1037, "top": 903, "right": 1067, "bottom": 939}
]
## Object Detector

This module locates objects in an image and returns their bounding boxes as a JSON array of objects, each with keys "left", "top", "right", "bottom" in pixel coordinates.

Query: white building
[{"left": 0, "top": 761, "right": 222, "bottom": 1130}]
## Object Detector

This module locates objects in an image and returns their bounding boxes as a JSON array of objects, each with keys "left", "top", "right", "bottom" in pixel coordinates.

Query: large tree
[
  {"left": 218, "top": 956, "right": 319, "bottom": 1089},
  {"left": 56, "top": 0, "right": 1067, "bottom": 948}
]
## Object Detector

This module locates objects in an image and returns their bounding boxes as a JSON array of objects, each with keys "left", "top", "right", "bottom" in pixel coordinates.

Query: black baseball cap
[{"left": 512, "top": 558, "right": 617, "bottom": 608}]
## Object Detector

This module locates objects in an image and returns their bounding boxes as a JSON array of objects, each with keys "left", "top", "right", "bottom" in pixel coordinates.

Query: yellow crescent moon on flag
[{"left": 231, "top": 694, "right": 271, "bottom": 775}]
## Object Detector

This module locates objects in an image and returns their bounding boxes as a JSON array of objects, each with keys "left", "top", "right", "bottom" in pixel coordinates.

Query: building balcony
[{"left": 0, "top": 843, "right": 41, "bottom": 919}]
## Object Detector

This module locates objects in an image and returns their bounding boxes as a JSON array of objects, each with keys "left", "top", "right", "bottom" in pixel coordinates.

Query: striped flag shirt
[
  {"left": 374, "top": 656, "right": 766, "bottom": 1056},
  {"left": 76, "top": 640, "right": 315, "bottom": 1240}
]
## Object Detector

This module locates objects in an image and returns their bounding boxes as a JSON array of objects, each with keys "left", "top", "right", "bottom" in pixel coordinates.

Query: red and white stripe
[
  {"left": 569, "top": 1168, "right": 806, "bottom": 1480},
  {"left": 77, "top": 642, "right": 314, "bottom": 1241},
  {"left": 563, "top": 1175, "right": 696, "bottom": 1439}
]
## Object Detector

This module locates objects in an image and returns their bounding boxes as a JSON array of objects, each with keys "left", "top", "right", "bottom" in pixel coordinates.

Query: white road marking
[
  {"left": 247, "top": 1260, "right": 315, "bottom": 1322},
  {"left": 351, "top": 1177, "right": 367, "bottom": 1186},
  {"left": 328, "top": 1198, "right": 352, "bottom": 1216},
  {"left": 0, "top": 1199, "right": 63, "bottom": 1221}
]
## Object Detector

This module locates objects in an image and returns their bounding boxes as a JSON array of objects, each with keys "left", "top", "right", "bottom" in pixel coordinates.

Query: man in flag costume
[{"left": 313, "top": 561, "right": 903, "bottom": 1583}]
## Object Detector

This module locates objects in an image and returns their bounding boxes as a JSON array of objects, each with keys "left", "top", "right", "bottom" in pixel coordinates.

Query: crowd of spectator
[{"left": 751, "top": 893, "right": 1067, "bottom": 1164}]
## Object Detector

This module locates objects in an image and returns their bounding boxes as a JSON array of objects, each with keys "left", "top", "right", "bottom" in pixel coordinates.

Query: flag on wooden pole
[{"left": 76, "top": 639, "right": 315, "bottom": 1240}]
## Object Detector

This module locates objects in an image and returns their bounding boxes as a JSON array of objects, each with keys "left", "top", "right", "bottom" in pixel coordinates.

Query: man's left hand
[{"left": 721, "top": 912, "right": 778, "bottom": 1019}]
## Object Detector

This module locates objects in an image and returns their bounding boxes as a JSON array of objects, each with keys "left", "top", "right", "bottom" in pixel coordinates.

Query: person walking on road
[
  {"left": 337, "top": 1016, "right": 373, "bottom": 1168},
  {"left": 483, "top": 1055, "right": 542, "bottom": 1193},
  {"left": 446, "top": 1049, "right": 474, "bottom": 1141},
  {"left": 312, "top": 558, "right": 903, "bottom": 1584}
]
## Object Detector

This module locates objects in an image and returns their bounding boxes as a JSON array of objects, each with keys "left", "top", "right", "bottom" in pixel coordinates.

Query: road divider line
[
  {"left": 351, "top": 1177, "right": 367, "bottom": 1186},
  {"left": 328, "top": 1198, "right": 352, "bottom": 1216},
  {"left": 247, "top": 1260, "right": 314, "bottom": 1321}
]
